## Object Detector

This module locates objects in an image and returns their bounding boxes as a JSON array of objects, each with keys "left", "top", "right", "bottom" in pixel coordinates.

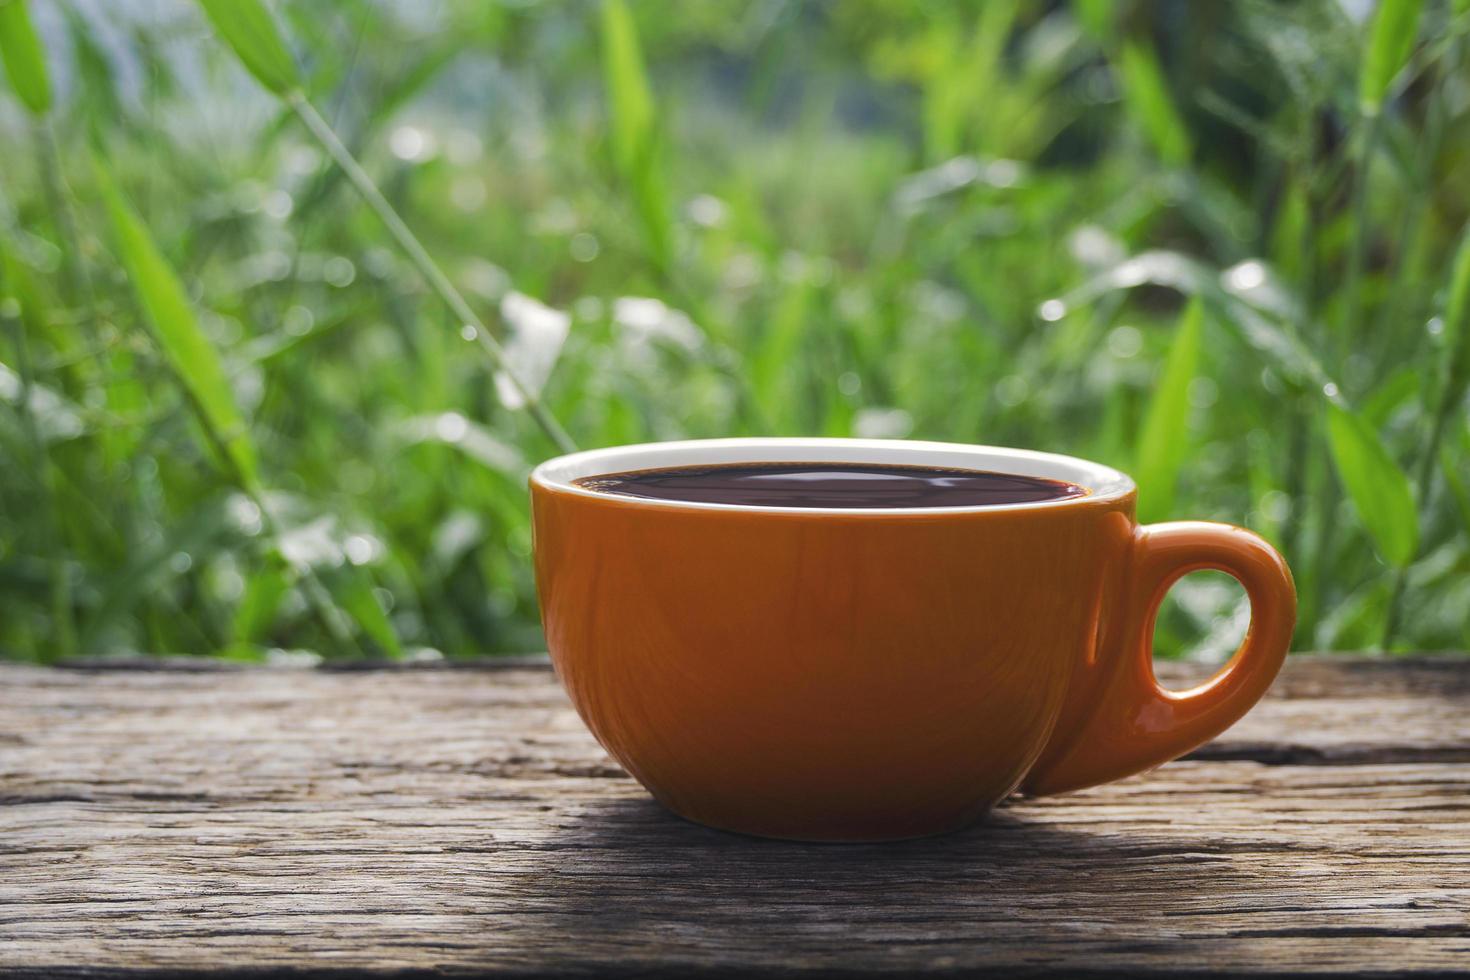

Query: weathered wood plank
[{"left": 1, "top": 657, "right": 1468, "bottom": 978}]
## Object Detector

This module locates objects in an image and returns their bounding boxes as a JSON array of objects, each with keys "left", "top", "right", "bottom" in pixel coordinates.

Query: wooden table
[{"left": 2, "top": 657, "right": 1467, "bottom": 978}]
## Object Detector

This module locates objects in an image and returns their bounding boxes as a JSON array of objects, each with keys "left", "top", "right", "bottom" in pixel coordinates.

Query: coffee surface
[{"left": 575, "top": 462, "right": 1088, "bottom": 509}]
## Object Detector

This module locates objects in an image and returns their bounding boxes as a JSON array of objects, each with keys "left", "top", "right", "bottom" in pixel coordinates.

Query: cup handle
[{"left": 1021, "top": 521, "right": 1296, "bottom": 796}]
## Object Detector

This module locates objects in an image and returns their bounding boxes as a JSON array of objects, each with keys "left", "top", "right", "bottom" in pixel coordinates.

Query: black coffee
[{"left": 575, "top": 462, "right": 1088, "bottom": 509}]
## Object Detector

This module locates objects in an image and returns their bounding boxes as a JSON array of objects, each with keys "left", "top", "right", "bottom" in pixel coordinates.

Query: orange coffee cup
[{"left": 531, "top": 438, "right": 1295, "bottom": 842}]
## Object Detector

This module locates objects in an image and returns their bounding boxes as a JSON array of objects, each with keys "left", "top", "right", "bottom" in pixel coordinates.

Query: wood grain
[{"left": 1, "top": 657, "right": 1468, "bottom": 978}]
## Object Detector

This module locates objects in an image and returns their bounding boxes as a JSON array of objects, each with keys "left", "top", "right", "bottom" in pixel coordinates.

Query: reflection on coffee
[{"left": 575, "top": 462, "right": 1088, "bottom": 509}]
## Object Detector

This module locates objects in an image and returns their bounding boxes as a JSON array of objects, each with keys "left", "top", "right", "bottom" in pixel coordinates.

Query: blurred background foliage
[{"left": 0, "top": 0, "right": 1467, "bottom": 663}]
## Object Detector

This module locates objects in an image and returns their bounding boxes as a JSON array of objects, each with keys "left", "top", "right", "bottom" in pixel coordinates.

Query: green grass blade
[
  {"left": 1360, "top": 366, "right": 1419, "bottom": 428},
  {"left": 1317, "top": 580, "right": 1391, "bottom": 651},
  {"left": 0, "top": 0, "right": 51, "bottom": 116},
  {"left": 1325, "top": 401, "right": 1419, "bottom": 568},
  {"left": 1135, "top": 298, "right": 1204, "bottom": 524},
  {"left": 601, "top": 0, "right": 653, "bottom": 180},
  {"left": 1439, "top": 226, "right": 1470, "bottom": 411},
  {"left": 233, "top": 560, "right": 289, "bottom": 645},
  {"left": 0, "top": 234, "right": 53, "bottom": 342},
  {"left": 192, "top": 0, "right": 577, "bottom": 454},
  {"left": 283, "top": 96, "right": 576, "bottom": 453},
  {"left": 923, "top": 3, "right": 1018, "bottom": 162},
  {"left": 339, "top": 571, "right": 403, "bottom": 660},
  {"left": 921, "top": 20, "right": 963, "bottom": 164},
  {"left": 750, "top": 279, "right": 811, "bottom": 423},
  {"left": 1443, "top": 435, "right": 1470, "bottom": 536},
  {"left": 196, "top": 0, "right": 301, "bottom": 96},
  {"left": 1074, "top": 0, "right": 1113, "bottom": 41},
  {"left": 94, "top": 159, "right": 260, "bottom": 490},
  {"left": 599, "top": 0, "right": 671, "bottom": 268},
  {"left": 1383, "top": 225, "right": 1470, "bottom": 642},
  {"left": 1117, "top": 41, "right": 1191, "bottom": 166},
  {"left": 1359, "top": 0, "right": 1424, "bottom": 115}
]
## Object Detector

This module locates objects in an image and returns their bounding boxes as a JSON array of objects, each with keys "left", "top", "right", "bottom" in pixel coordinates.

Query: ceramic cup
[{"left": 530, "top": 438, "right": 1295, "bottom": 842}]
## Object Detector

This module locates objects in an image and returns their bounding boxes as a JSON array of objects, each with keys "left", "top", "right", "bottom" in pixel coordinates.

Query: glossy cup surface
[{"left": 531, "top": 438, "right": 1292, "bottom": 842}]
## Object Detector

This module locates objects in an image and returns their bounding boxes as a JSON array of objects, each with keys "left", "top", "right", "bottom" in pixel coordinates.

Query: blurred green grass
[{"left": 0, "top": 0, "right": 1467, "bottom": 663}]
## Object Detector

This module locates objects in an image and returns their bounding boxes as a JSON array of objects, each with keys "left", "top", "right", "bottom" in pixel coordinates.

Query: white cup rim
[{"left": 530, "top": 438, "right": 1135, "bottom": 516}]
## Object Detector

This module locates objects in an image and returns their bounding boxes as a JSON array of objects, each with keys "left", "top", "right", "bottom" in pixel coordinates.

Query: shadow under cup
[{"left": 530, "top": 438, "right": 1294, "bottom": 842}]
